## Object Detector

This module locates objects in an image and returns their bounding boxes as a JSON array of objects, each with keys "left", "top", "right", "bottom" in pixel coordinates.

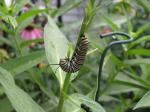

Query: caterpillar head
[{"left": 59, "top": 57, "right": 70, "bottom": 65}]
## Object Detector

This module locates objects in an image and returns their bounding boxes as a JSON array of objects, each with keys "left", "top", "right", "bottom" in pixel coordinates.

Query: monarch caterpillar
[{"left": 59, "top": 35, "right": 88, "bottom": 73}]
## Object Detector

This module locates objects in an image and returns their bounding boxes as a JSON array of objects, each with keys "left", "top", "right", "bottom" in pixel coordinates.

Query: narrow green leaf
[
  {"left": 28, "top": 69, "right": 55, "bottom": 98},
  {"left": 105, "top": 83, "right": 138, "bottom": 95},
  {"left": 16, "top": 17, "right": 33, "bottom": 33},
  {"left": 130, "top": 35, "right": 150, "bottom": 48},
  {"left": 124, "top": 59, "right": 150, "bottom": 65},
  {"left": 0, "top": 14, "right": 13, "bottom": 26},
  {"left": 110, "top": 54, "right": 123, "bottom": 67},
  {"left": 1, "top": 51, "right": 45, "bottom": 75},
  {"left": 0, "top": 22, "right": 13, "bottom": 33},
  {"left": 63, "top": 94, "right": 106, "bottom": 112},
  {"left": 16, "top": 9, "right": 47, "bottom": 23},
  {"left": 52, "top": 0, "right": 82, "bottom": 17},
  {"left": 7, "top": 16, "right": 18, "bottom": 29},
  {"left": 134, "top": 91, "right": 150, "bottom": 110},
  {"left": 122, "top": 71, "right": 150, "bottom": 89},
  {"left": 114, "top": 80, "right": 149, "bottom": 90},
  {"left": 13, "top": 0, "right": 30, "bottom": 14},
  {"left": 135, "top": 0, "right": 150, "bottom": 13},
  {"left": 102, "top": 15, "right": 119, "bottom": 31},
  {"left": 0, "top": 36, "right": 13, "bottom": 47},
  {"left": 126, "top": 17, "right": 133, "bottom": 33},
  {"left": 20, "top": 38, "right": 44, "bottom": 48},
  {"left": 0, "top": 15, "right": 17, "bottom": 29},
  {"left": 0, "top": 8, "right": 7, "bottom": 19},
  {"left": 0, "top": 67, "right": 46, "bottom": 112},
  {"left": 112, "top": 72, "right": 150, "bottom": 92},
  {"left": 0, "top": 5, "right": 9, "bottom": 15},
  {"left": 135, "top": 24, "right": 150, "bottom": 37},
  {"left": 127, "top": 49, "right": 150, "bottom": 56}
]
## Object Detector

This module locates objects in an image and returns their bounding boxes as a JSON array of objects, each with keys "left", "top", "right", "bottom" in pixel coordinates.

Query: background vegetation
[{"left": 0, "top": 0, "right": 150, "bottom": 112}]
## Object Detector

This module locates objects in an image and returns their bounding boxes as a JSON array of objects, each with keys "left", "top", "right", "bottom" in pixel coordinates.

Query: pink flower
[
  {"left": 20, "top": 26, "right": 43, "bottom": 40},
  {"left": 101, "top": 26, "right": 111, "bottom": 34},
  {"left": 22, "top": 7, "right": 29, "bottom": 12}
]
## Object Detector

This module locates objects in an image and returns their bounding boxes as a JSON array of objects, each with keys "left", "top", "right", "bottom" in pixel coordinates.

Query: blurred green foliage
[{"left": 0, "top": 0, "right": 150, "bottom": 112}]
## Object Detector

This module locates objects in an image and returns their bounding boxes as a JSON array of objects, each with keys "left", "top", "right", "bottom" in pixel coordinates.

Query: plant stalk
[
  {"left": 57, "top": 73, "right": 71, "bottom": 112},
  {"left": 13, "top": 32, "right": 22, "bottom": 56}
]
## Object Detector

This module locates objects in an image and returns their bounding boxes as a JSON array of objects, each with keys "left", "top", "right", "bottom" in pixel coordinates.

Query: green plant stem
[
  {"left": 57, "top": 73, "right": 71, "bottom": 112},
  {"left": 75, "top": 13, "right": 92, "bottom": 50},
  {"left": 13, "top": 32, "right": 22, "bottom": 56},
  {"left": 77, "top": 14, "right": 88, "bottom": 42}
]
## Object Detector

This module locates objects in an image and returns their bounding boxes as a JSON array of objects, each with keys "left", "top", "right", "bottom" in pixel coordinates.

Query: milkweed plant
[{"left": 0, "top": 0, "right": 150, "bottom": 112}]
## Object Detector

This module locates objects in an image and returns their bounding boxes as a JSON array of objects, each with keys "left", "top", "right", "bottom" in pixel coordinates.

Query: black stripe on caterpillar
[{"left": 59, "top": 36, "right": 88, "bottom": 73}]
